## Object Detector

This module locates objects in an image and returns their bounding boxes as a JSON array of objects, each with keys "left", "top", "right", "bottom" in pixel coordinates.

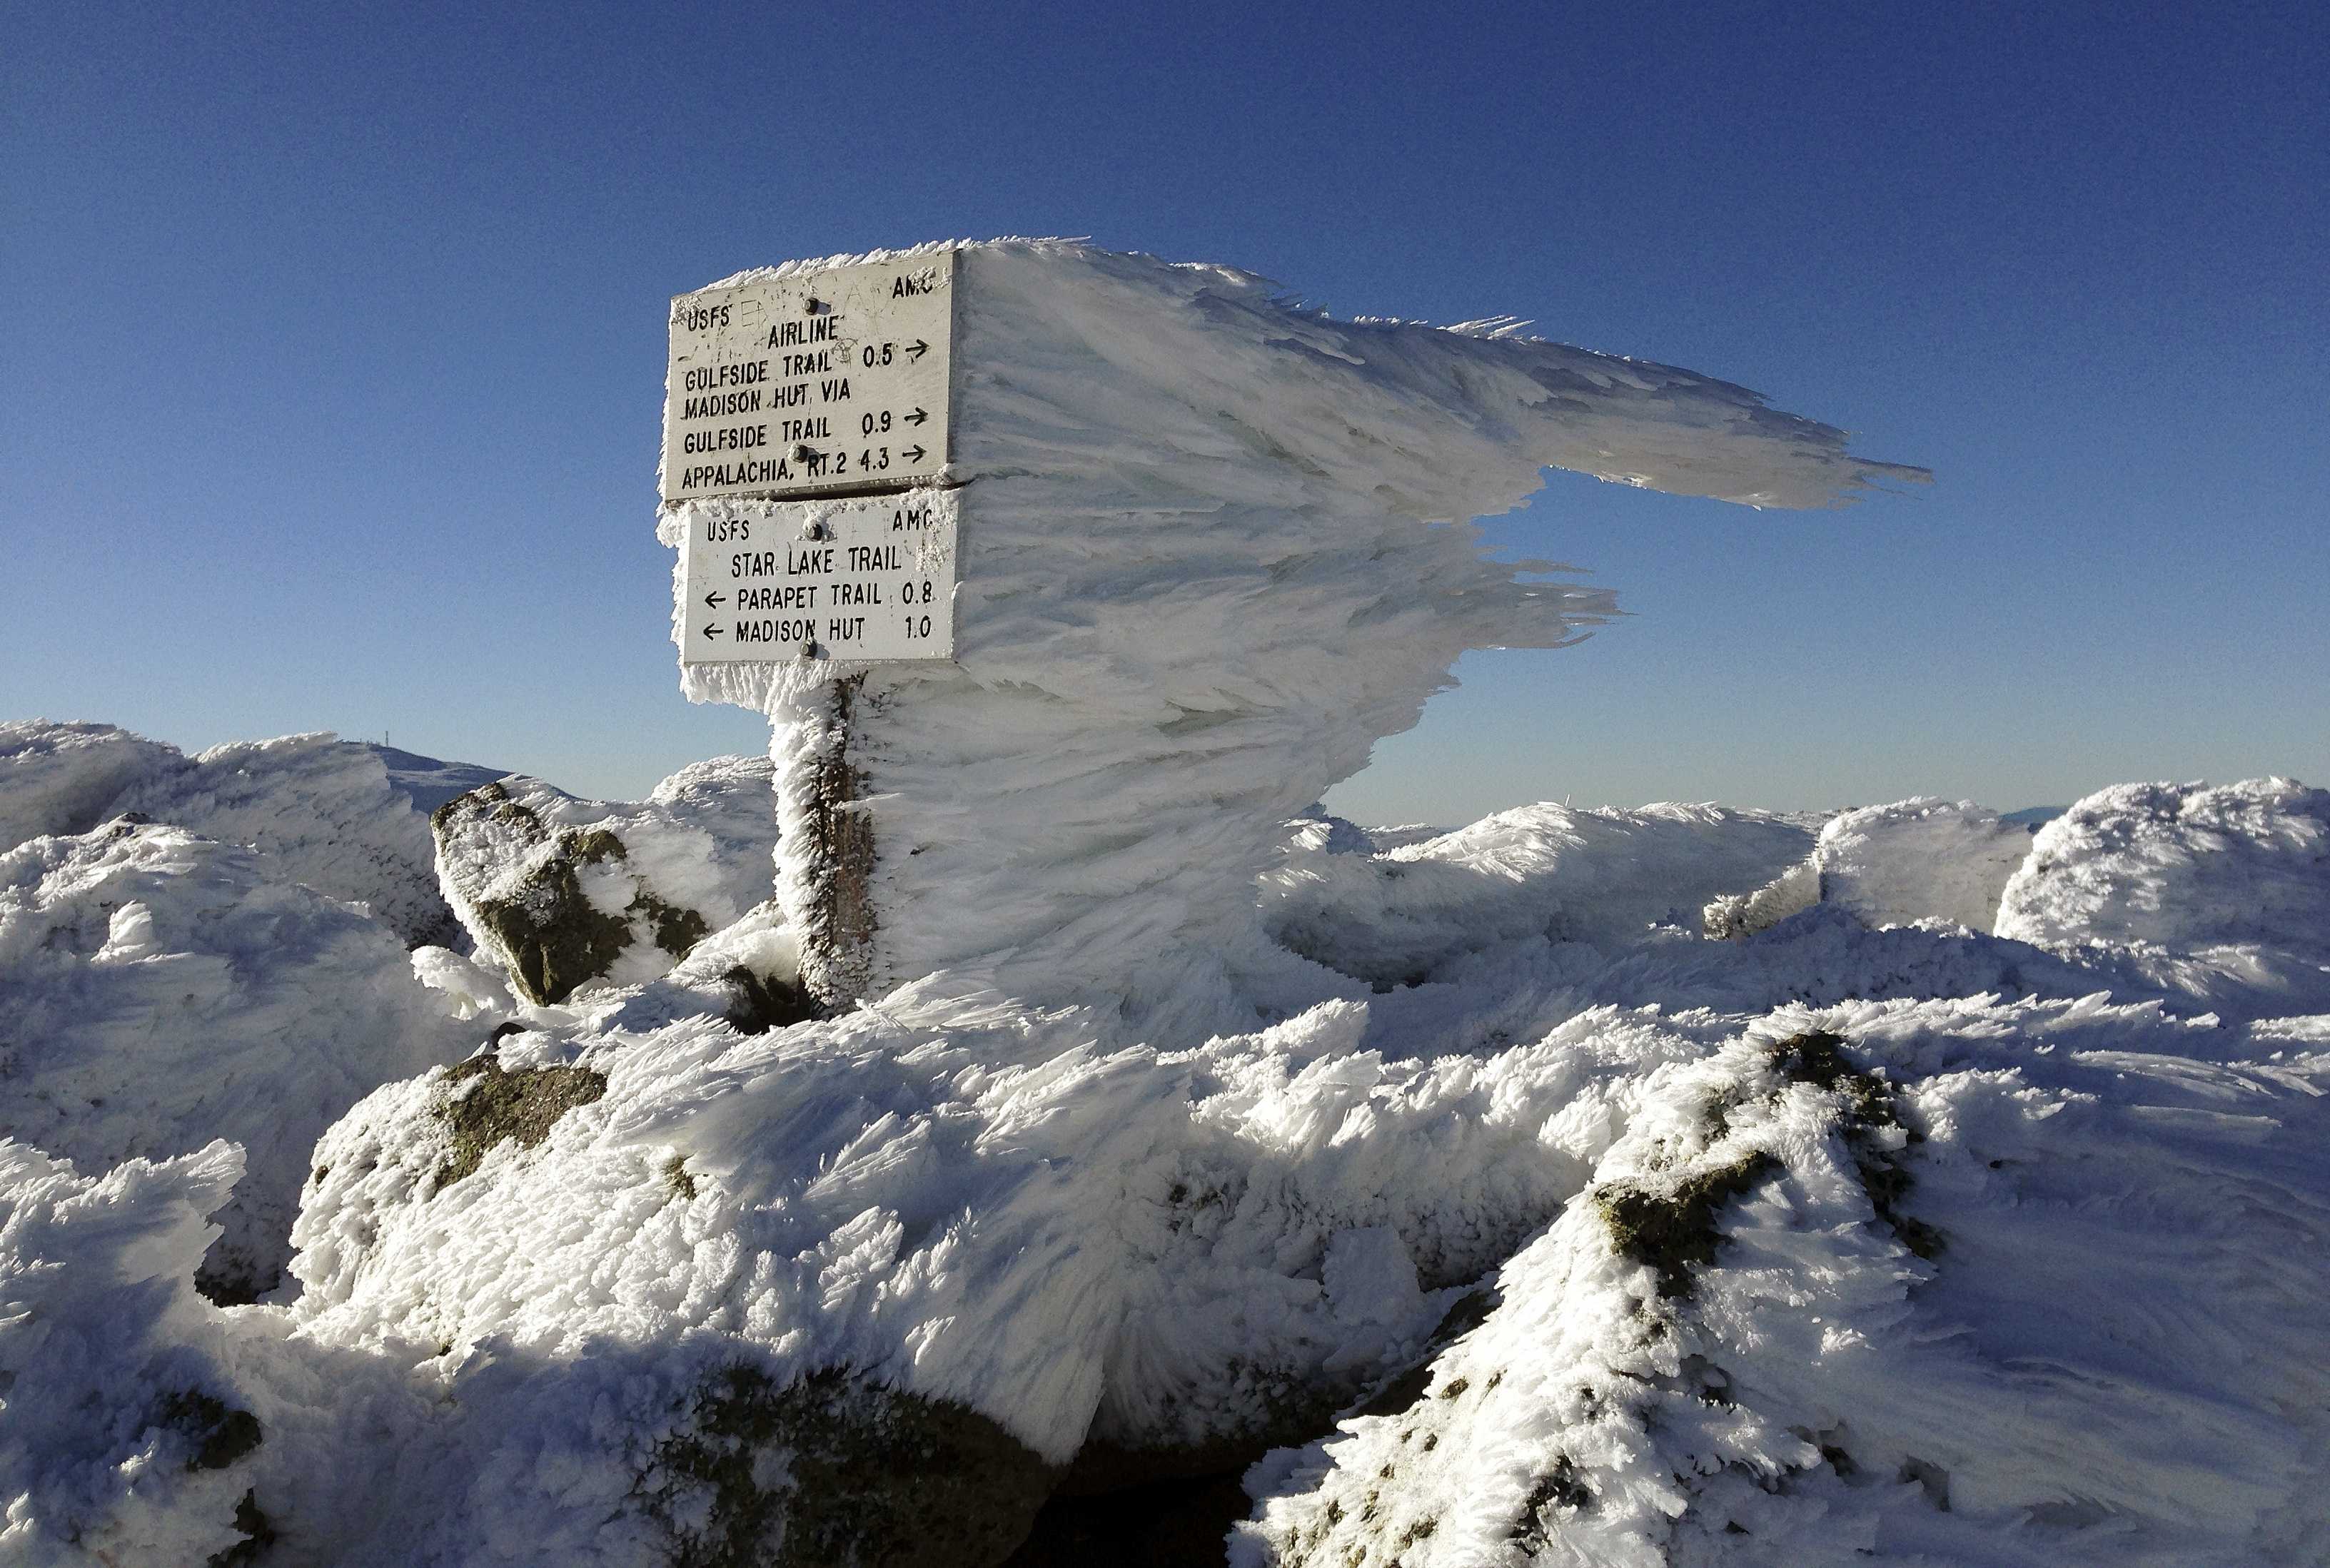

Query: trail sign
[
  {"left": 662, "top": 252, "right": 954, "bottom": 504},
  {"left": 680, "top": 492, "right": 958, "bottom": 664}
]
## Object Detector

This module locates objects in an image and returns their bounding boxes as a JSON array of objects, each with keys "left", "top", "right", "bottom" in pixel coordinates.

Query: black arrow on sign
[
  {"left": 903, "top": 407, "right": 929, "bottom": 426},
  {"left": 702, "top": 623, "right": 724, "bottom": 639},
  {"left": 703, "top": 591, "right": 727, "bottom": 610},
  {"left": 901, "top": 444, "right": 927, "bottom": 464},
  {"left": 903, "top": 340, "right": 929, "bottom": 362}
]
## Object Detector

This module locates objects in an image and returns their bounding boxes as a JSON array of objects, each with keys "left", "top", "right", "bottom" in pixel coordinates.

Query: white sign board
[
  {"left": 680, "top": 492, "right": 957, "bottom": 664},
  {"left": 661, "top": 253, "right": 954, "bottom": 503}
]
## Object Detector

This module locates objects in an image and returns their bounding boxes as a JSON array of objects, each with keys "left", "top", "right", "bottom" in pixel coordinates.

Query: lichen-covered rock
[
  {"left": 0, "top": 819, "right": 473, "bottom": 1298},
  {"left": 430, "top": 759, "right": 778, "bottom": 1006},
  {"left": 640, "top": 1364, "right": 1058, "bottom": 1568},
  {"left": 432, "top": 1054, "right": 608, "bottom": 1186}
]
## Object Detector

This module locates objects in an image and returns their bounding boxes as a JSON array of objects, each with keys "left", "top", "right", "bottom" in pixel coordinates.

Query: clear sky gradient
[{"left": 6, "top": 2, "right": 2324, "bottom": 824}]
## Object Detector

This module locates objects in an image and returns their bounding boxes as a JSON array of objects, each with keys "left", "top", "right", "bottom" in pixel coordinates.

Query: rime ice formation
[
  {"left": 1997, "top": 777, "right": 2330, "bottom": 956},
  {"left": 0, "top": 722, "right": 471, "bottom": 949},
  {"left": 1268, "top": 804, "right": 1819, "bottom": 987},
  {"left": 1989, "top": 779, "right": 2330, "bottom": 1020},
  {"left": 0, "top": 819, "right": 473, "bottom": 1300},
  {"left": 0, "top": 722, "right": 181, "bottom": 854},
  {"left": 430, "top": 757, "right": 780, "bottom": 1005},
  {"left": 662, "top": 241, "right": 1927, "bottom": 1025},
  {"left": 1704, "top": 798, "right": 2032, "bottom": 939}
]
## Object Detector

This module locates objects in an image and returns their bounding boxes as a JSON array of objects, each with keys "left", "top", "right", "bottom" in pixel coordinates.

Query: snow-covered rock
[
  {"left": 1270, "top": 803, "right": 1817, "bottom": 986},
  {"left": 0, "top": 819, "right": 474, "bottom": 1298},
  {"left": 1705, "top": 798, "right": 2032, "bottom": 939},
  {"left": 0, "top": 1140, "right": 276, "bottom": 1564},
  {"left": 0, "top": 722, "right": 481, "bottom": 949},
  {"left": 283, "top": 990, "right": 1573, "bottom": 1474},
  {"left": 429, "top": 757, "right": 779, "bottom": 1006},
  {"left": 11, "top": 858, "right": 2330, "bottom": 1563},
  {"left": 1238, "top": 1001, "right": 2330, "bottom": 1567},
  {"left": 1997, "top": 778, "right": 2330, "bottom": 986}
]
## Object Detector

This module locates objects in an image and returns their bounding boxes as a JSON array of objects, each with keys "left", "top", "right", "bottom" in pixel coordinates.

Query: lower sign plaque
[{"left": 680, "top": 490, "right": 958, "bottom": 664}]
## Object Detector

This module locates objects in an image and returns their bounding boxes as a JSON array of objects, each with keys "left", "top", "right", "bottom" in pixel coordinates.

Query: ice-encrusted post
[
  {"left": 771, "top": 675, "right": 877, "bottom": 1008},
  {"left": 660, "top": 241, "right": 1923, "bottom": 1035}
]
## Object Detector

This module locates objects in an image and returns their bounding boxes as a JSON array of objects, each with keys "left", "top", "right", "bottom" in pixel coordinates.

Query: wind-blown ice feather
[{"left": 662, "top": 243, "right": 1925, "bottom": 1030}]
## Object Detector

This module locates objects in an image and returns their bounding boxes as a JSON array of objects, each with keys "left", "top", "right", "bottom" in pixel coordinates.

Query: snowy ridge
[
  {"left": 1269, "top": 803, "right": 1817, "bottom": 986},
  {"left": 0, "top": 722, "right": 480, "bottom": 949}
]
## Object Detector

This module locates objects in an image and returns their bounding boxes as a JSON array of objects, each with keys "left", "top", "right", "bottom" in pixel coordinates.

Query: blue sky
[{"left": 5, "top": 1, "right": 2324, "bottom": 823}]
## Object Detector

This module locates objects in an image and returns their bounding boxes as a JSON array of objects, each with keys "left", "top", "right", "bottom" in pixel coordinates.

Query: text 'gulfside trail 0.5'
[{"left": 664, "top": 251, "right": 960, "bottom": 667}]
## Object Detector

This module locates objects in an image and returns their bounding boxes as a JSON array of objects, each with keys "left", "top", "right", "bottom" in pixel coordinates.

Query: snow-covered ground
[{"left": 4, "top": 728, "right": 2325, "bottom": 1564}]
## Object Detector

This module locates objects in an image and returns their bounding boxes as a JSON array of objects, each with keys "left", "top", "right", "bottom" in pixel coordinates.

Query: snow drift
[
  {"left": 0, "top": 817, "right": 474, "bottom": 1298},
  {"left": 0, "top": 722, "right": 474, "bottom": 949},
  {"left": 1703, "top": 799, "right": 2033, "bottom": 939}
]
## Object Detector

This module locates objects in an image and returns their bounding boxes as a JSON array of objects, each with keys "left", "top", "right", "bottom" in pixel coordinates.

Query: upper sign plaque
[{"left": 662, "top": 252, "right": 954, "bottom": 504}]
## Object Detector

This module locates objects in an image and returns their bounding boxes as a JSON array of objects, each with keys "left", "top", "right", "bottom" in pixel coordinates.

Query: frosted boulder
[
  {"left": 0, "top": 819, "right": 473, "bottom": 1298},
  {"left": 1705, "top": 798, "right": 2032, "bottom": 939},
  {"left": 1239, "top": 1001, "right": 2330, "bottom": 1566},
  {"left": 430, "top": 757, "right": 779, "bottom": 1005},
  {"left": 1269, "top": 803, "right": 1817, "bottom": 986},
  {"left": 1997, "top": 777, "right": 2329, "bottom": 951},
  {"left": 1995, "top": 778, "right": 2330, "bottom": 1016}
]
